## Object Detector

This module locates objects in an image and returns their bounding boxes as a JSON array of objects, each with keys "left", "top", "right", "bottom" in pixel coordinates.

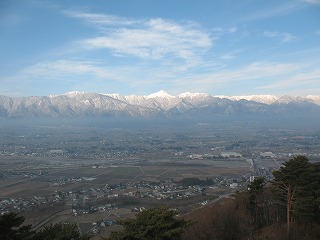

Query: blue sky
[{"left": 1, "top": 0, "right": 320, "bottom": 97}]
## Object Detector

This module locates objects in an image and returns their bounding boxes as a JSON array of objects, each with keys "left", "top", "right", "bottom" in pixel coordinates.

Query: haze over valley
[{"left": 1, "top": 118, "right": 320, "bottom": 238}]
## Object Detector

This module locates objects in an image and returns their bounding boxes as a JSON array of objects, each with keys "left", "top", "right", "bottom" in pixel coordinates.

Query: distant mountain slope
[{"left": 0, "top": 91, "right": 320, "bottom": 119}]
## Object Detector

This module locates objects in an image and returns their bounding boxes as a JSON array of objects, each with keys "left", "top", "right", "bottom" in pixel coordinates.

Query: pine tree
[
  {"left": 108, "top": 206, "right": 191, "bottom": 240},
  {"left": 32, "top": 222, "right": 85, "bottom": 240},
  {"left": 0, "top": 212, "right": 34, "bottom": 240},
  {"left": 272, "top": 155, "right": 310, "bottom": 238}
]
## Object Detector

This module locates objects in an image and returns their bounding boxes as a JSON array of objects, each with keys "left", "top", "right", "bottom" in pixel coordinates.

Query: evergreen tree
[
  {"left": 0, "top": 212, "right": 88, "bottom": 240},
  {"left": 0, "top": 212, "right": 34, "bottom": 240},
  {"left": 248, "top": 177, "right": 264, "bottom": 201},
  {"left": 272, "top": 155, "right": 310, "bottom": 238},
  {"left": 32, "top": 222, "right": 84, "bottom": 240},
  {"left": 295, "top": 162, "right": 320, "bottom": 223},
  {"left": 247, "top": 177, "right": 265, "bottom": 228},
  {"left": 108, "top": 206, "right": 191, "bottom": 240}
]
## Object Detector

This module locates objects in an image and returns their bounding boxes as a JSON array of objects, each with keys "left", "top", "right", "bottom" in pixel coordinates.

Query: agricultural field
[
  {"left": 2, "top": 124, "right": 313, "bottom": 238},
  {"left": 0, "top": 157, "right": 252, "bottom": 199}
]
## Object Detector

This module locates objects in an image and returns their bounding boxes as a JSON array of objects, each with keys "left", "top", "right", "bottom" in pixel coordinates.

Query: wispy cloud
[
  {"left": 198, "top": 62, "right": 296, "bottom": 83},
  {"left": 263, "top": 31, "right": 295, "bottom": 43},
  {"left": 63, "top": 11, "right": 135, "bottom": 28},
  {"left": 240, "top": 2, "right": 302, "bottom": 23},
  {"left": 65, "top": 11, "right": 212, "bottom": 68},
  {"left": 2, "top": 60, "right": 126, "bottom": 96},
  {"left": 22, "top": 60, "right": 113, "bottom": 80},
  {"left": 258, "top": 69, "right": 320, "bottom": 90},
  {"left": 0, "top": 13, "right": 26, "bottom": 28},
  {"left": 220, "top": 54, "right": 235, "bottom": 60},
  {"left": 305, "top": 0, "right": 320, "bottom": 4},
  {"left": 3, "top": 57, "right": 318, "bottom": 97},
  {"left": 169, "top": 62, "right": 300, "bottom": 94},
  {"left": 210, "top": 26, "right": 238, "bottom": 41}
]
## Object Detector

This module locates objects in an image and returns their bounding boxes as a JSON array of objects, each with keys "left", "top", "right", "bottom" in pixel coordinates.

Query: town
[{"left": 1, "top": 123, "right": 320, "bottom": 236}]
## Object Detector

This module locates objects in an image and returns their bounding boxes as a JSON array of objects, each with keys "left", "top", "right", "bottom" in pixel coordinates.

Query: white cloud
[
  {"left": 263, "top": 31, "right": 295, "bottom": 43},
  {"left": 174, "top": 61, "right": 319, "bottom": 95},
  {"left": 10, "top": 59, "right": 182, "bottom": 89},
  {"left": 170, "top": 62, "right": 298, "bottom": 93},
  {"left": 220, "top": 54, "right": 235, "bottom": 60},
  {"left": 2, "top": 59, "right": 136, "bottom": 96},
  {"left": 4, "top": 57, "right": 319, "bottom": 97},
  {"left": 240, "top": 2, "right": 302, "bottom": 22},
  {"left": 66, "top": 11, "right": 212, "bottom": 67},
  {"left": 83, "top": 23, "right": 210, "bottom": 59},
  {"left": 258, "top": 69, "right": 320, "bottom": 90},
  {"left": 63, "top": 11, "right": 135, "bottom": 27},
  {"left": 211, "top": 26, "right": 238, "bottom": 39},
  {"left": 21, "top": 60, "right": 113, "bottom": 81},
  {"left": 228, "top": 27, "right": 237, "bottom": 33},
  {"left": 203, "top": 62, "right": 296, "bottom": 83},
  {"left": 305, "top": 0, "right": 320, "bottom": 4}
]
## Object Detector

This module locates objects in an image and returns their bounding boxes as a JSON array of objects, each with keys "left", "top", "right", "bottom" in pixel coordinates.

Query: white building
[{"left": 221, "top": 152, "right": 242, "bottom": 158}]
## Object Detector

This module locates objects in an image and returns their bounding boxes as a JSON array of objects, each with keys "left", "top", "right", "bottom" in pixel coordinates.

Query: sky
[{"left": 1, "top": 0, "right": 320, "bottom": 97}]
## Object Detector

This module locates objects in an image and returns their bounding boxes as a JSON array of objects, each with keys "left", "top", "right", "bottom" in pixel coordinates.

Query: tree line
[
  {"left": 0, "top": 212, "right": 88, "bottom": 240},
  {"left": 182, "top": 155, "right": 320, "bottom": 240}
]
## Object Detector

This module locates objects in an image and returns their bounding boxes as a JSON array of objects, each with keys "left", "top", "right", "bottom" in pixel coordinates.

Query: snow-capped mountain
[
  {"left": 215, "top": 95, "right": 278, "bottom": 104},
  {"left": 0, "top": 91, "right": 319, "bottom": 119},
  {"left": 146, "top": 90, "right": 175, "bottom": 99},
  {"left": 305, "top": 95, "right": 320, "bottom": 105}
]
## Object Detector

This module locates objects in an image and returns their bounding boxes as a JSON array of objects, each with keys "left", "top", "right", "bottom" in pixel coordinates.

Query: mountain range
[{"left": 0, "top": 91, "right": 320, "bottom": 119}]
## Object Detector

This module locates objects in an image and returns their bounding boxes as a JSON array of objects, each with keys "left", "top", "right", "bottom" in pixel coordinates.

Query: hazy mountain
[
  {"left": 216, "top": 95, "right": 278, "bottom": 104},
  {"left": 0, "top": 91, "right": 320, "bottom": 120}
]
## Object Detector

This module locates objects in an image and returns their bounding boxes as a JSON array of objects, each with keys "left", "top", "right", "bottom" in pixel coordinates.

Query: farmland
[
  {"left": 0, "top": 155, "right": 250, "bottom": 238},
  {"left": 1, "top": 124, "right": 320, "bottom": 238}
]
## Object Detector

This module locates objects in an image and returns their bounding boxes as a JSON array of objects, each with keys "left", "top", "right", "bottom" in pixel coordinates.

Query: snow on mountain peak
[
  {"left": 275, "top": 95, "right": 299, "bottom": 104},
  {"left": 49, "top": 91, "right": 86, "bottom": 98},
  {"left": 45, "top": 92, "right": 320, "bottom": 108},
  {"left": 215, "top": 95, "right": 278, "bottom": 104},
  {"left": 64, "top": 91, "right": 87, "bottom": 97},
  {"left": 104, "top": 93, "right": 122, "bottom": 98},
  {"left": 306, "top": 95, "right": 320, "bottom": 105},
  {"left": 178, "top": 92, "right": 209, "bottom": 99},
  {"left": 2, "top": 91, "right": 320, "bottom": 119},
  {"left": 146, "top": 90, "right": 174, "bottom": 99}
]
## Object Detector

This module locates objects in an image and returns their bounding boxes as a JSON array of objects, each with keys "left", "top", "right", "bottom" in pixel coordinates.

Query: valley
[{"left": 1, "top": 123, "right": 319, "bottom": 238}]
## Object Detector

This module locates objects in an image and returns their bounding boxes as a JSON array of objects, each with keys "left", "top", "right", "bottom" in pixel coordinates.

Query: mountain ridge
[{"left": 0, "top": 91, "right": 320, "bottom": 119}]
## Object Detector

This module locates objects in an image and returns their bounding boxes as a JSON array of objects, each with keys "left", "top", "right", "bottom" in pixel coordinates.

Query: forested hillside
[{"left": 182, "top": 156, "right": 320, "bottom": 240}]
